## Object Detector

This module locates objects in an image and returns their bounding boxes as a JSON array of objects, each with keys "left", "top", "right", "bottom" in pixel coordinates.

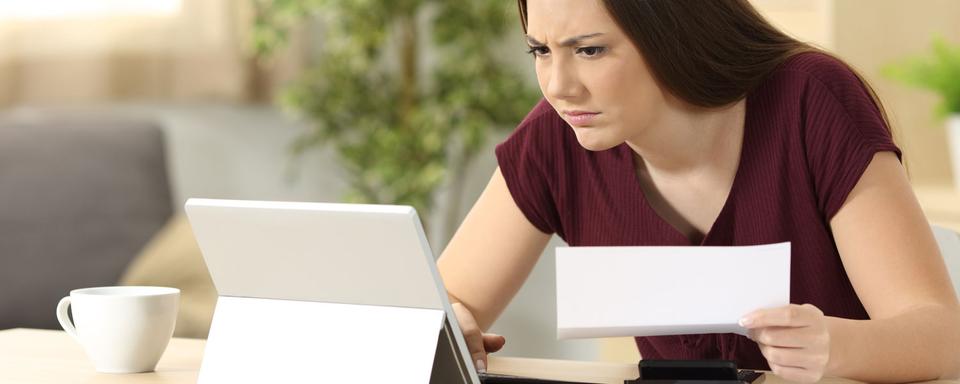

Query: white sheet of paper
[{"left": 556, "top": 242, "right": 790, "bottom": 339}]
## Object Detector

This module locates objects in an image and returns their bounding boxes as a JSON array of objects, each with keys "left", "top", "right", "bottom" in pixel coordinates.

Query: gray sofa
[{"left": 0, "top": 118, "right": 173, "bottom": 330}]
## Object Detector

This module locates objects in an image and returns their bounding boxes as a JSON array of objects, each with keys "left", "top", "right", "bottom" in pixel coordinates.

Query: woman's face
[{"left": 525, "top": 0, "right": 667, "bottom": 151}]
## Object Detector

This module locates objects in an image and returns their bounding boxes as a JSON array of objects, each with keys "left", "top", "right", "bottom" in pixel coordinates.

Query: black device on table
[
  {"left": 477, "top": 360, "right": 765, "bottom": 384},
  {"left": 625, "top": 360, "right": 765, "bottom": 383}
]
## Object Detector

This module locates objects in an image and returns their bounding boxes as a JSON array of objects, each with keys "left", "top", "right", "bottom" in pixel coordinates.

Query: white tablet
[{"left": 185, "top": 198, "right": 479, "bottom": 383}]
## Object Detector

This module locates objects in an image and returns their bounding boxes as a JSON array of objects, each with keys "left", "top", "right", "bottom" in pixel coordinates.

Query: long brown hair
[{"left": 516, "top": 0, "right": 895, "bottom": 136}]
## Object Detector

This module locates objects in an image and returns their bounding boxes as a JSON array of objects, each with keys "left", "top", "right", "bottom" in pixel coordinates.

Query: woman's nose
[{"left": 544, "top": 60, "right": 582, "bottom": 100}]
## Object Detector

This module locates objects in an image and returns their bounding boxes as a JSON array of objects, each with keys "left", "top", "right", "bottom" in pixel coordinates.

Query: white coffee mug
[{"left": 56, "top": 286, "right": 180, "bottom": 373}]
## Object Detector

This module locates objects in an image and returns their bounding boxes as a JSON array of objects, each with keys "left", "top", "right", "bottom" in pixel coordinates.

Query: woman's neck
[{"left": 625, "top": 98, "right": 746, "bottom": 177}]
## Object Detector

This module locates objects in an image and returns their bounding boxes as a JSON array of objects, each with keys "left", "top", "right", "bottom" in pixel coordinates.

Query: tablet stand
[{"left": 196, "top": 296, "right": 478, "bottom": 383}]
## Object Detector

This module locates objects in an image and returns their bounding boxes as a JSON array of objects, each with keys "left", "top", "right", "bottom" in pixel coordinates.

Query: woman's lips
[{"left": 563, "top": 111, "right": 601, "bottom": 127}]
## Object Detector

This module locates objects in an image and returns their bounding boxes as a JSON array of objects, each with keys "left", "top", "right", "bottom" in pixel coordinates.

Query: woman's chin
[{"left": 572, "top": 129, "right": 619, "bottom": 151}]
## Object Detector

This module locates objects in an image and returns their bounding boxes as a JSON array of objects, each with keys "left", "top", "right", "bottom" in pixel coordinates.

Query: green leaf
[{"left": 883, "top": 36, "right": 960, "bottom": 117}]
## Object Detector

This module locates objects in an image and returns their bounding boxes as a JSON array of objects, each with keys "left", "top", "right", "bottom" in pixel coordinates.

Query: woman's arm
[
  {"left": 743, "top": 152, "right": 960, "bottom": 383},
  {"left": 826, "top": 151, "right": 960, "bottom": 381},
  {"left": 437, "top": 167, "right": 551, "bottom": 364}
]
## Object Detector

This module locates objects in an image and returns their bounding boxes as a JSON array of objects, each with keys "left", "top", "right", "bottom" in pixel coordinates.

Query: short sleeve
[
  {"left": 494, "top": 100, "right": 563, "bottom": 235},
  {"left": 801, "top": 59, "right": 902, "bottom": 220}
]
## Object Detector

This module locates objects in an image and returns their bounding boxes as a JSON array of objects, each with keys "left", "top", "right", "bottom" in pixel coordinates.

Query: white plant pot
[{"left": 949, "top": 115, "right": 960, "bottom": 192}]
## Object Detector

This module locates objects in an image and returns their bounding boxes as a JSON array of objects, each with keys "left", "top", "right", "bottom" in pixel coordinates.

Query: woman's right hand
[{"left": 451, "top": 301, "right": 506, "bottom": 373}]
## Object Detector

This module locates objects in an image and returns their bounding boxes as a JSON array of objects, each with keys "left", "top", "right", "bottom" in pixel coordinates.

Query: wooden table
[{"left": 5, "top": 328, "right": 953, "bottom": 384}]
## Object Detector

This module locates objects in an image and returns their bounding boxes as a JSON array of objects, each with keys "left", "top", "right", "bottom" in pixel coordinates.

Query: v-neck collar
[{"left": 621, "top": 97, "right": 754, "bottom": 246}]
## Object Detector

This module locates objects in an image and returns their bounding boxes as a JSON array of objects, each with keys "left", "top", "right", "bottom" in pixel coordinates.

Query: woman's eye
[
  {"left": 526, "top": 46, "right": 550, "bottom": 57},
  {"left": 576, "top": 46, "right": 605, "bottom": 57}
]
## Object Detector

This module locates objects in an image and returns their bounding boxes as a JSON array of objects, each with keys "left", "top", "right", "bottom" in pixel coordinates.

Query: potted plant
[
  {"left": 250, "top": 1, "right": 540, "bottom": 244},
  {"left": 884, "top": 37, "right": 960, "bottom": 191}
]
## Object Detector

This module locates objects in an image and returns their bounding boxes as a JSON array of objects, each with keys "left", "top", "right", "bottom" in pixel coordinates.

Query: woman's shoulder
[
  {"left": 497, "top": 99, "right": 573, "bottom": 157},
  {"left": 515, "top": 99, "right": 567, "bottom": 135},
  {"left": 766, "top": 52, "right": 900, "bottom": 220},
  {"left": 774, "top": 51, "right": 852, "bottom": 78},
  {"left": 755, "top": 50, "right": 885, "bottom": 131},
  {"left": 494, "top": 99, "right": 573, "bottom": 236},
  {"left": 766, "top": 51, "right": 871, "bottom": 102}
]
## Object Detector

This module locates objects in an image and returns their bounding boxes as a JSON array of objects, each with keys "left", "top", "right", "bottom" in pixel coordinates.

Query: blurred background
[{"left": 1, "top": 0, "right": 959, "bottom": 364}]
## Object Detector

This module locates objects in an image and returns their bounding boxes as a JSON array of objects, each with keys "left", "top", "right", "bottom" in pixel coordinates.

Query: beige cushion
[{"left": 119, "top": 214, "right": 217, "bottom": 338}]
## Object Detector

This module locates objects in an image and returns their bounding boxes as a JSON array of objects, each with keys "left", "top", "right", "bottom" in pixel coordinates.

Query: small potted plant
[{"left": 884, "top": 37, "right": 960, "bottom": 191}]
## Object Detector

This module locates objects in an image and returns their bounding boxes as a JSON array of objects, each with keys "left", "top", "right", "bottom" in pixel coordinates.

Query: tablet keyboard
[
  {"left": 478, "top": 371, "right": 595, "bottom": 384},
  {"left": 477, "top": 369, "right": 763, "bottom": 383}
]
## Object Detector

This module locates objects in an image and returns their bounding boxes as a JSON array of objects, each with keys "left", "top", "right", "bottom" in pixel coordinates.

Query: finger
[
  {"left": 483, "top": 333, "right": 506, "bottom": 353},
  {"left": 758, "top": 344, "right": 821, "bottom": 369},
  {"left": 750, "top": 326, "right": 818, "bottom": 348},
  {"left": 452, "top": 303, "right": 487, "bottom": 364},
  {"left": 741, "top": 304, "right": 820, "bottom": 329},
  {"left": 769, "top": 363, "right": 823, "bottom": 383}
]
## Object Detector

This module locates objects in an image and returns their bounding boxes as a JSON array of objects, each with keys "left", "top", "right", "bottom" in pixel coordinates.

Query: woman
[{"left": 437, "top": 1, "right": 960, "bottom": 382}]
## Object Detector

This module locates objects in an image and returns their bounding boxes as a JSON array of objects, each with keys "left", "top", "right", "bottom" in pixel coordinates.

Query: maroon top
[{"left": 494, "top": 52, "right": 901, "bottom": 369}]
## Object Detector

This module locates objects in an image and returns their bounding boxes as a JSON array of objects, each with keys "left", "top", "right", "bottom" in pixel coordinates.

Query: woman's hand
[
  {"left": 740, "top": 303, "right": 831, "bottom": 383},
  {"left": 451, "top": 302, "right": 506, "bottom": 373}
]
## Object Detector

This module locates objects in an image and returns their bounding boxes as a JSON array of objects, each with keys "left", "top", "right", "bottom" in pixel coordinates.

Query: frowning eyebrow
[{"left": 525, "top": 33, "right": 605, "bottom": 47}]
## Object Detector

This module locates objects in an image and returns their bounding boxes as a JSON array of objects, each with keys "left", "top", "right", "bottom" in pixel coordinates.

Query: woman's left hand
[{"left": 740, "top": 303, "right": 832, "bottom": 383}]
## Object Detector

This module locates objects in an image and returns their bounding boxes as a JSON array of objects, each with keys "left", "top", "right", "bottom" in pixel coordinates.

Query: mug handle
[{"left": 56, "top": 296, "right": 80, "bottom": 341}]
